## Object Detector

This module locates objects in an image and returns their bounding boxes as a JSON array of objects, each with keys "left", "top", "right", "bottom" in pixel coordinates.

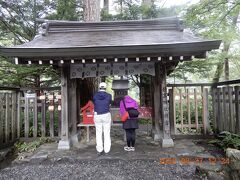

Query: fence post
[
  {"left": 216, "top": 88, "right": 222, "bottom": 132},
  {"left": 212, "top": 87, "right": 217, "bottom": 132},
  {"left": 186, "top": 89, "right": 191, "bottom": 131},
  {"left": 24, "top": 94, "right": 29, "bottom": 138},
  {"left": 33, "top": 93, "right": 38, "bottom": 138},
  {"left": 11, "top": 92, "right": 17, "bottom": 141},
  {"left": 235, "top": 86, "right": 240, "bottom": 134},
  {"left": 57, "top": 94, "right": 62, "bottom": 137},
  {"left": 40, "top": 93, "right": 46, "bottom": 137},
  {"left": 179, "top": 88, "right": 183, "bottom": 131},
  {"left": 169, "top": 88, "right": 175, "bottom": 135},
  {"left": 17, "top": 92, "right": 21, "bottom": 139},
  {"left": 194, "top": 88, "right": 198, "bottom": 130},
  {"left": 202, "top": 88, "right": 209, "bottom": 135},
  {"left": 49, "top": 93, "right": 55, "bottom": 138},
  {"left": 228, "top": 87, "right": 234, "bottom": 133},
  {"left": 0, "top": 93, "right": 3, "bottom": 144},
  {"left": 5, "top": 93, "right": 10, "bottom": 142},
  {"left": 223, "top": 87, "right": 229, "bottom": 131}
]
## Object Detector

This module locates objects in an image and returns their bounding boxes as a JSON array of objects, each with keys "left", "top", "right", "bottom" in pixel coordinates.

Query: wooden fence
[
  {"left": 0, "top": 87, "right": 63, "bottom": 150},
  {"left": 0, "top": 87, "right": 19, "bottom": 149},
  {"left": 1, "top": 80, "right": 240, "bottom": 149},
  {"left": 18, "top": 90, "right": 62, "bottom": 139},
  {"left": 168, "top": 80, "right": 240, "bottom": 135},
  {"left": 168, "top": 84, "right": 210, "bottom": 135},
  {"left": 212, "top": 82, "right": 240, "bottom": 134}
]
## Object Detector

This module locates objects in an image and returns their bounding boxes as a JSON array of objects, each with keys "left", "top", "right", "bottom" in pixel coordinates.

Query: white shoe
[
  {"left": 124, "top": 146, "right": 131, "bottom": 151},
  {"left": 130, "top": 147, "right": 135, "bottom": 151}
]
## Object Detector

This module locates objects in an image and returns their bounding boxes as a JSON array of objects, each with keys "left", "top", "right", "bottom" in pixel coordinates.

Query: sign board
[{"left": 70, "top": 62, "right": 155, "bottom": 79}]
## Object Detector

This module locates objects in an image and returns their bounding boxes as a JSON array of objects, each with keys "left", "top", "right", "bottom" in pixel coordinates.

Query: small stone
[
  {"left": 226, "top": 148, "right": 240, "bottom": 170},
  {"left": 30, "top": 153, "right": 48, "bottom": 163},
  {"left": 196, "top": 162, "right": 222, "bottom": 173}
]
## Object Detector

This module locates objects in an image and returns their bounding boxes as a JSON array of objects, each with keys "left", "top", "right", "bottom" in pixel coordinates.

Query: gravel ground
[{"left": 0, "top": 159, "right": 202, "bottom": 180}]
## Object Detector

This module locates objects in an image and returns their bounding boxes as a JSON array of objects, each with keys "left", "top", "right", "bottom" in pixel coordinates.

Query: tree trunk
[
  {"left": 139, "top": 75, "right": 152, "bottom": 107},
  {"left": 212, "top": 9, "right": 239, "bottom": 83},
  {"left": 79, "top": 0, "right": 101, "bottom": 106},
  {"left": 103, "top": 0, "right": 109, "bottom": 13},
  {"left": 224, "top": 58, "right": 229, "bottom": 81},
  {"left": 83, "top": 0, "right": 100, "bottom": 22}
]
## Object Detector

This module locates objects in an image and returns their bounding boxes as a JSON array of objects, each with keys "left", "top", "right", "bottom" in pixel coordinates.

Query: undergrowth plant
[
  {"left": 14, "top": 137, "right": 54, "bottom": 154},
  {"left": 208, "top": 131, "right": 240, "bottom": 151}
]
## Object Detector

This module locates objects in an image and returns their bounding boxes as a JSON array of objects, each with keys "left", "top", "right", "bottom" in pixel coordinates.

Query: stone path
[{"left": 0, "top": 126, "right": 228, "bottom": 180}]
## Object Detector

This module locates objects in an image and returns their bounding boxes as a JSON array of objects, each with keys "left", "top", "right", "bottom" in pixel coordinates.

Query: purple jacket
[{"left": 120, "top": 95, "right": 138, "bottom": 116}]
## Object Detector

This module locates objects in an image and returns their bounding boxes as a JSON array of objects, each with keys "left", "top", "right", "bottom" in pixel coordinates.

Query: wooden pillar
[
  {"left": 58, "top": 66, "right": 80, "bottom": 149},
  {"left": 155, "top": 62, "right": 174, "bottom": 147},
  {"left": 69, "top": 79, "right": 76, "bottom": 134},
  {"left": 76, "top": 80, "right": 81, "bottom": 125},
  {"left": 58, "top": 66, "right": 71, "bottom": 149},
  {"left": 152, "top": 63, "right": 162, "bottom": 140},
  {"left": 151, "top": 76, "right": 155, "bottom": 136},
  {"left": 169, "top": 87, "right": 176, "bottom": 135},
  {"left": 69, "top": 78, "right": 81, "bottom": 144}
]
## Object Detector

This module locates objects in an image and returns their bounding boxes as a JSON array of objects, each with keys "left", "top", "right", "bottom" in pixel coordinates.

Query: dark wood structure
[
  {"left": 112, "top": 79, "right": 129, "bottom": 107},
  {"left": 0, "top": 17, "right": 221, "bottom": 149}
]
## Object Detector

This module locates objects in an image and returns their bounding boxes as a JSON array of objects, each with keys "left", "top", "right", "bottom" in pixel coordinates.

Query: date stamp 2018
[{"left": 159, "top": 157, "right": 230, "bottom": 165}]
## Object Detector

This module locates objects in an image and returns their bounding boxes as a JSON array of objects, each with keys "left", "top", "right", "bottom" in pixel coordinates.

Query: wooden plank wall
[
  {"left": 168, "top": 86, "right": 209, "bottom": 135},
  {"left": 212, "top": 86, "right": 240, "bottom": 134}
]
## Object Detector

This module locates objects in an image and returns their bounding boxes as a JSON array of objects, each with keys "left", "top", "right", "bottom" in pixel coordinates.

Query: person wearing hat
[{"left": 93, "top": 82, "right": 112, "bottom": 155}]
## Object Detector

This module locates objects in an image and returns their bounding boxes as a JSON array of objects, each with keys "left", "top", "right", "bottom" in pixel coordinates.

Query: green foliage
[
  {"left": 179, "top": 0, "right": 240, "bottom": 83},
  {"left": 138, "top": 118, "right": 151, "bottom": 125},
  {"left": 208, "top": 131, "right": 240, "bottom": 151},
  {"left": 0, "top": 56, "right": 60, "bottom": 87},
  {"left": 0, "top": 0, "right": 56, "bottom": 44},
  {"left": 184, "top": 0, "right": 240, "bottom": 42},
  {"left": 101, "top": 2, "right": 183, "bottom": 21},
  {"left": 14, "top": 137, "right": 53, "bottom": 153},
  {"left": 0, "top": 0, "right": 61, "bottom": 87},
  {"left": 47, "top": 0, "right": 83, "bottom": 21}
]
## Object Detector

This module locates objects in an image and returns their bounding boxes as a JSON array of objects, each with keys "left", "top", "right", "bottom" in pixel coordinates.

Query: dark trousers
[{"left": 125, "top": 128, "right": 136, "bottom": 147}]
